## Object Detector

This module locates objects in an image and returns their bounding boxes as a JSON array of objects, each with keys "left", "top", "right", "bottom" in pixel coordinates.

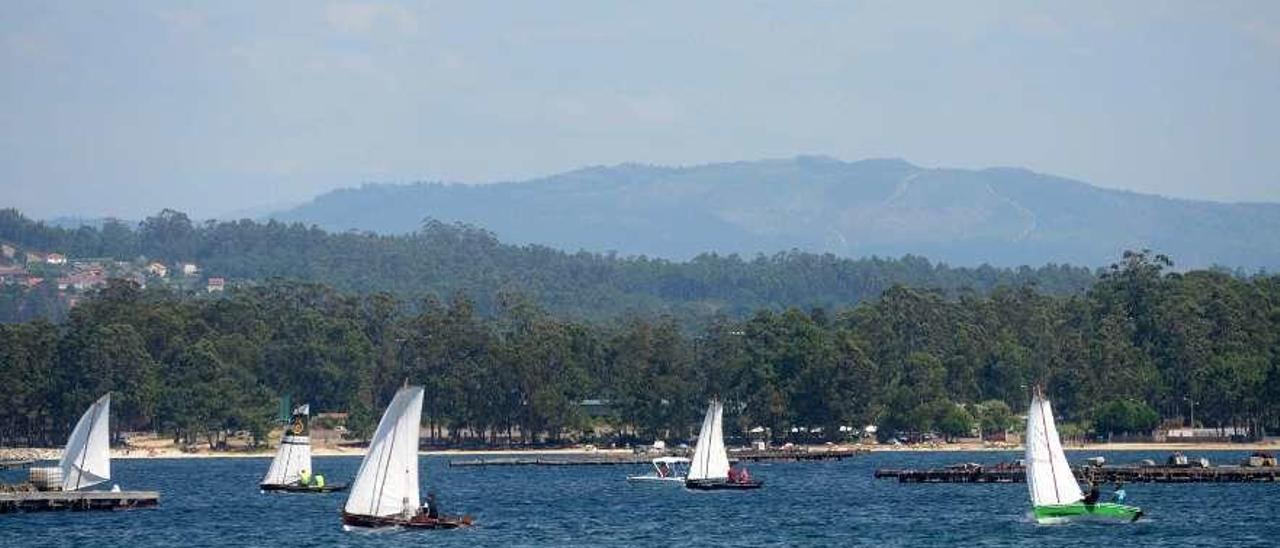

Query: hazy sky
[{"left": 3, "top": 1, "right": 1279, "bottom": 219}]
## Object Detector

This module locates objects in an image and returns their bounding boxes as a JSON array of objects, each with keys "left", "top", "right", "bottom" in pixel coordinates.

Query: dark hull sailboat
[
  {"left": 685, "top": 399, "right": 765, "bottom": 491},
  {"left": 341, "top": 386, "right": 476, "bottom": 531},
  {"left": 260, "top": 482, "right": 348, "bottom": 493},
  {"left": 261, "top": 404, "right": 341, "bottom": 494},
  {"left": 685, "top": 479, "right": 765, "bottom": 490}
]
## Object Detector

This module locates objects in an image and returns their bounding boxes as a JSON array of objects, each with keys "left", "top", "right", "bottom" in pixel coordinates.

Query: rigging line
[
  {"left": 372, "top": 401, "right": 400, "bottom": 516},
  {"left": 701, "top": 404, "right": 712, "bottom": 479}
]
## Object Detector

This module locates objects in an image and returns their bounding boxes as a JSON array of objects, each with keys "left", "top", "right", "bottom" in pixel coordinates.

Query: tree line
[
  {"left": 1, "top": 250, "right": 1276, "bottom": 448},
  {"left": 0, "top": 208, "right": 1096, "bottom": 324}
]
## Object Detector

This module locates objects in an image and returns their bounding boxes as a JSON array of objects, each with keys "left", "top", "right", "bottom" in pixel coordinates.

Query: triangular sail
[
  {"left": 262, "top": 404, "right": 312, "bottom": 486},
  {"left": 1025, "top": 393, "right": 1083, "bottom": 506},
  {"left": 60, "top": 393, "right": 111, "bottom": 491},
  {"left": 687, "top": 399, "right": 730, "bottom": 481},
  {"left": 344, "top": 387, "right": 423, "bottom": 517}
]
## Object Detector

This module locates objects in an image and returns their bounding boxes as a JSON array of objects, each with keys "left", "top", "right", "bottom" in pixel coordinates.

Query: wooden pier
[
  {"left": 876, "top": 465, "right": 1280, "bottom": 484},
  {"left": 0, "top": 490, "right": 160, "bottom": 513},
  {"left": 450, "top": 448, "right": 864, "bottom": 467}
]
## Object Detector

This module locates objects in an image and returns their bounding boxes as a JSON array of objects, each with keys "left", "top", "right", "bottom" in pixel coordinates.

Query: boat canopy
[
  {"left": 345, "top": 387, "right": 424, "bottom": 518},
  {"left": 687, "top": 399, "right": 730, "bottom": 481},
  {"left": 652, "top": 456, "right": 690, "bottom": 465},
  {"left": 1025, "top": 393, "right": 1083, "bottom": 507}
]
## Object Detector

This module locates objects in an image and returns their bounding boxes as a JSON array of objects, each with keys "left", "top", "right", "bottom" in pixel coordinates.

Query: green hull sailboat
[
  {"left": 1033, "top": 502, "right": 1143, "bottom": 523},
  {"left": 1025, "top": 389, "right": 1143, "bottom": 524}
]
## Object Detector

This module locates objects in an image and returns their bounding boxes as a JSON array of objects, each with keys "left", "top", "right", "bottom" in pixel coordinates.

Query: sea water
[{"left": 2, "top": 450, "right": 1277, "bottom": 547}]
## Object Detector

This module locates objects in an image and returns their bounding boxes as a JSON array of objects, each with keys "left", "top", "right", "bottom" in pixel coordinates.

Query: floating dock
[
  {"left": 876, "top": 465, "right": 1280, "bottom": 484},
  {"left": 450, "top": 449, "right": 864, "bottom": 467},
  {"left": 0, "top": 490, "right": 160, "bottom": 513}
]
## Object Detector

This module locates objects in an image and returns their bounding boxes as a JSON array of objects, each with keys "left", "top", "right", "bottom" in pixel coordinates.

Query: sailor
[
  {"left": 426, "top": 491, "right": 439, "bottom": 519},
  {"left": 314, "top": 474, "right": 325, "bottom": 488},
  {"left": 1083, "top": 480, "right": 1101, "bottom": 505},
  {"left": 299, "top": 469, "right": 312, "bottom": 486},
  {"left": 738, "top": 466, "right": 751, "bottom": 483},
  {"left": 1111, "top": 482, "right": 1126, "bottom": 503}
]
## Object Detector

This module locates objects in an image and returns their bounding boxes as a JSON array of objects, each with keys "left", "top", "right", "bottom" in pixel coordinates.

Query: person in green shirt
[{"left": 299, "top": 469, "right": 312, "bottom": 487}]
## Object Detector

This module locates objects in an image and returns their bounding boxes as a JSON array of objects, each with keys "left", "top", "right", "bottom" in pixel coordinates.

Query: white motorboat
[{"left": 626, "top": 456, "right": 690, "bottom": 482}]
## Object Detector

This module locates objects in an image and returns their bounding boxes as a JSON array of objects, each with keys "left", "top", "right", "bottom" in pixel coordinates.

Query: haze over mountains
[{"left": 272, "top": 156, "right": 1280, "bottom": 270}]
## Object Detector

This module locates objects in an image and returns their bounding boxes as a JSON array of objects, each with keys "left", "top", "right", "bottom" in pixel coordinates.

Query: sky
[{"left": 3, "top": 1, "right": 1279, "bottom": 219}]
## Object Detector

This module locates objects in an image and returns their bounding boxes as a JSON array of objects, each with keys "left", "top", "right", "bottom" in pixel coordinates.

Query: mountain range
[{"left": 270, "top": 156, "right": 1280, "bottom": 270}]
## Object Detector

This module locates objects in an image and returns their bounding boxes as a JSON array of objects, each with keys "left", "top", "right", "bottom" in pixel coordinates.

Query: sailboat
[
  {"left": 260, "top": 404, "right": 346, "bottom": 493},
  {"left": 59, "top": 393, "right": 112, "bottom": 491},
  {"left": 341, "top": 386, "right": 473, "bottom": 529},
  {"left": 1, "top": 393, "right": 159, "bottom": 512},
  {"left": 685, "top": 398, "right": 763, "bottom": 490},
  {"left": 1025, "top": 389, "right": 1142, "bottom": 523}
]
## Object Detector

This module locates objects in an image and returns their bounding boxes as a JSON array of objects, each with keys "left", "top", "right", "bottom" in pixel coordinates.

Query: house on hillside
[
  {"left": 1, "top": 243, "right": 15, "bottom": 259},
  {"left": 206, "top": 277, "right": 225, "bottom": 292},
  {"left": 58, "top": 271, "right": 107, "bottom": 291},
  {"left": 24, "top": 251, "right": 44, "bottom": 264},
  {"left": 180, "top": 262, "right": 199, "bottom": 277},
  {"left": 0, "top": 265, "right": 29, "bottom": 285},
  {"left": 45, "top": 253, "right": 66, "bottom": 265},
  {"left": 147, "top": 262, "right": 169, "bottom": 277}
]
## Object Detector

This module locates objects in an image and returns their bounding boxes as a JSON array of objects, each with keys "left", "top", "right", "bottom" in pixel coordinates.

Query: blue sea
[{"left": 2, "top": 450, "right": 1277, "bottom": 547}]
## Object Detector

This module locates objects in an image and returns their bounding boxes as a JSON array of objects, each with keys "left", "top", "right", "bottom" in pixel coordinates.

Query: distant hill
[{"left": 272, "top": 156, "right": 1280, "bottom": 270}]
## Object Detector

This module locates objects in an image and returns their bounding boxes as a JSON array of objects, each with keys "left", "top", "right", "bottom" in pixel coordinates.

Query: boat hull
[
  {"left": 1033, "top": 502, "right": 1143, "bottom": 523},
  {"left": 260, "top": 483, "right": 347, "bottom": 493},
  {"left": 685, "top": 479, "right": 764, "bottom": 490},
  {"left": 341, "top": 511, "right": 474, "bottom": 529}
]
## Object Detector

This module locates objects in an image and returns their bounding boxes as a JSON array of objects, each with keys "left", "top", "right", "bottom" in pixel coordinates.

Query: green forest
[
  {"left": 0, "top": 208, "right": 1095, "bottom": 324},
  {"left": 2, "top": 250, "right": 1276, "bottom": 449}
]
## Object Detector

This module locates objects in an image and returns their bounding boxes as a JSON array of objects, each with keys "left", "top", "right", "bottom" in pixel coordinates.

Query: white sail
[
  {"left": 60, "top": 393, "right": 111, "bottom": 491},
  {"left": 1025, "top": 393, "right": 1083, "bottom": 506},
  {"left": 345, "top": 387, "right": 423, "bottom": 517},
  {"left": 262, "top": 404, "right": 312, "bottom": 485},
  {"left": 687, "top": 399, "right": 730, "bottom": 481}
]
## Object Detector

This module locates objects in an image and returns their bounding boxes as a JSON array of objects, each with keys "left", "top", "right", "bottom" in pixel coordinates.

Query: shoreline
[{"left": 4, "top": 441, "right": 1277, "bottom": 461}]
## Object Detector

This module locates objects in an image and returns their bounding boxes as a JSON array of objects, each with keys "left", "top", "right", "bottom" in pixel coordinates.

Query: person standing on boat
[
  {"left": 426, "top": 491, "right": 439, "bottom": 519},
  {"left": 299, "top": 469, "right": 311, "bottom": 487},
  {"left": 1082, "top": 480, "right": 1101, "bottom": 505}
]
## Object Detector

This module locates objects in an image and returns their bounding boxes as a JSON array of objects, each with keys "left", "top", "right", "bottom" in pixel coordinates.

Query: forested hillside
[
  {"left": 0, "top": 208, "right": 1095, "bottom": 323},
  {"left": 273, "top": 157, "right": 1280, "bottom": 269},
  {"left": 2, "top": 251, "right": 1277, "bottom": 448}
]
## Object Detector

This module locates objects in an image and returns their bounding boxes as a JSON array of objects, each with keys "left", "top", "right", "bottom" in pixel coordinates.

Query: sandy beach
[{"left": 5, "top": 439, "right": 1277, "bottom": 462}]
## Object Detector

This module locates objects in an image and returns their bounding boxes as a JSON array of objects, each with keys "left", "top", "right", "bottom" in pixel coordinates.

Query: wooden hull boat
[
  {"left": 685, "top": 478, "right": 764, "bottom": 490},
  {"left": 260, "top": 483, "right": 347, "bottom": 493},
  {"left": 341, "top": 511, "right": 474, "bottom": 529},
  {"left": 341, "top": 386, "right": 476, "bottom": 532}
]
